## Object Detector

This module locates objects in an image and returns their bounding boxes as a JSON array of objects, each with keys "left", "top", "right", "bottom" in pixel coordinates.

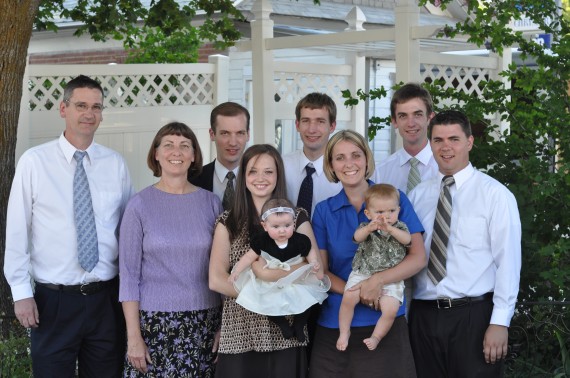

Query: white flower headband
[{"left": 261, "top": 206, "right": 295, "bottom": 221}]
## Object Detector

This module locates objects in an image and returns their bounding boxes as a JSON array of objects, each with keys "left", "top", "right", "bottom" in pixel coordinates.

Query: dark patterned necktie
[
  {"left": 407, "top": 157, "right": 421, "bottom": 194},
  {"left": 297, "top": 164, "right": 316, "bottom": 217},
  {"left": 427, "top": 175, "right": 455, "bottom": 285},
  {"left": 222, "top": 171, "right": 235, "bottom": 210},
  {"left": 73, "top": 151, "right": 99, "bottom": 272}
]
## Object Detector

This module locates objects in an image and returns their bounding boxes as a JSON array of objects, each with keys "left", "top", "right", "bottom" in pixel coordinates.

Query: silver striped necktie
[{"left": 427, "top": 175, "right": 455, "bottom": 285}]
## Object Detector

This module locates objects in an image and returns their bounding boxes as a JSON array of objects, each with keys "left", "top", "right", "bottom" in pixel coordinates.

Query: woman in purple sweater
[{"left": 119, "top": 122, "right": 223, "bottom": 377}]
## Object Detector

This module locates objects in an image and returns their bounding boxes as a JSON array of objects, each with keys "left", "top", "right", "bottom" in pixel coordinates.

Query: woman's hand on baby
[{"left": 227, "top": 272, "right": 238, "bottom": 283}]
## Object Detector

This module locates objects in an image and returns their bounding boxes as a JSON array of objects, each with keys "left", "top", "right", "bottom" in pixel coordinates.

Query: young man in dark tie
[
  {"left": 283, "top": 92, "right": 342, "bottom": 218},
  {"left": 190, "top": 102, "right": 250, "bottom": 209}
]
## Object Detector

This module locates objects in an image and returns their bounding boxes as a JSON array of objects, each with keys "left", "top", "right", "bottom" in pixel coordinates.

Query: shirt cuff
[
  {"left": 11, "top": 283, "right": 34, "bottom": 302},
  {"left": 490, "top": 307, "right": 514, "bottom": 327}
]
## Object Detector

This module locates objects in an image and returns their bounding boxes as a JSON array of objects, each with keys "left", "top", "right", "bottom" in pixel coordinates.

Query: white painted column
[
  {"left": 491, "top": 48, "right": 512, "bottom": 136},
  {"left": 351, "top": 53, "right": 367, "bottom": 136},
  {"left": 395, "top": 0, "right": 421, "bottom": 84},
  {"left": 394, "top": 0, "right": 421, "bottom": 149},
  {"left": 251, "top": 0, "right": 275, "bottom": 145},
  {"left": 207, "top": 54, "right": 230, "bottom": 160},
  {"left": 345, "top": 7, "right": 367, "bottom": 135},
  {"left": 209, "top": 54, "right": 230, "bottom": 105}
]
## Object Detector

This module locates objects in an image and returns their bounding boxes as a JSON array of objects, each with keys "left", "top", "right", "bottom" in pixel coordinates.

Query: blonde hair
[
  {"left": 322, "top": 130, "right": 375, "bottom": 183},
  {"left": 364, "top": 184, "right": 400, "bottom": 208}
]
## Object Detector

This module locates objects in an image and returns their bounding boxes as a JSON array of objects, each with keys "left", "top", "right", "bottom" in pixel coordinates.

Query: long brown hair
[{"left": 226, "top": 144, "right": 287, "bottom": 241}]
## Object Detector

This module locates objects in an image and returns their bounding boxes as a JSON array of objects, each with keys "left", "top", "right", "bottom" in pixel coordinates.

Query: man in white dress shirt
[
  {"left": 408, "top": 110, "right": 521, "bottom": 377},
  {"left": 372, "top": 83, "right": 439, "bottom": 192},
  {"left": 190, "top": 102, "right": 250, "bottom": 207},
  {"left": 283, "top": 93, "right": 342, "bottom": 217},
  {"left": 4, "top": 75, "right": 135, "bottom": 377},
  {"left": 372, "top": 83, "right": 439, "bottom": 316}
]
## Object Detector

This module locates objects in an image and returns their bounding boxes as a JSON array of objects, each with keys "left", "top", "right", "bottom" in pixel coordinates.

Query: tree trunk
[{"left": 0, "top": 0, "right": 40, "bottom": 338}]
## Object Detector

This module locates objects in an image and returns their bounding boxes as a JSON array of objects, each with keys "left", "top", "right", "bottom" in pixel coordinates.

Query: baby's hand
[
  {"left": 311, "top": 262, "right": 324, "bottom": 280},
  {"left": 376, "top": 217, "right": 389, "bottom": 232},
  {"left": 311, "top": 261, "right": 320, "bottom": 272},
  {"left": 367, "top": 220, "right": 380, "bottom": 233}
]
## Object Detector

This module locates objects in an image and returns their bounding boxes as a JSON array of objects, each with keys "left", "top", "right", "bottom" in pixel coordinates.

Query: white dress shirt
[
  {"left": 4, "top": 134, "right": 135, "bottom": 301},
  {"left": 212, "top": 159, "right": 238, "bottom": 202},
  {"left": 283, "top": 149, "right": 342, "bottom": 217},
  {"left": 408, "top": 163, "right": 521, "bottom": 327},
  {"left": 372, "top": 143, "right": 439, "bottom": 192}
]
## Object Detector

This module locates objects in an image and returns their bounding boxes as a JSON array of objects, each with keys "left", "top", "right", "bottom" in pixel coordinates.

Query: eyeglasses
[{"left": 65, "top": 100, "right": 104, "bottom": 114}]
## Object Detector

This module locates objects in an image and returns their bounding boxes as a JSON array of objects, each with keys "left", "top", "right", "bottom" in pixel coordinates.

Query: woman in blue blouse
[{"left": 308, "top": 130, "right": 426, "bottom": 378}]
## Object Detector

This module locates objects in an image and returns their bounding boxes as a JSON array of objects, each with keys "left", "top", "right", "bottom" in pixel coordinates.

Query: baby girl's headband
[{"left": 261, "top": 207, "right": 295, "bottom": 221}]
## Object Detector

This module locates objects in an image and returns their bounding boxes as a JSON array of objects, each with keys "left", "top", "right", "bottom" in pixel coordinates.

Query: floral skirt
[{"left": 124, "top": 306, "right": 222, "bottom": 378}]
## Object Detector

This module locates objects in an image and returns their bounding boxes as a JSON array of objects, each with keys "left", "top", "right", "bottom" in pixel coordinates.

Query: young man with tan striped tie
[{"left": 408, "top": 110, "right": 521, "bottom": 378}]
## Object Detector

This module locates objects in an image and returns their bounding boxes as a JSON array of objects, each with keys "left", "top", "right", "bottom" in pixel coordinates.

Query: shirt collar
[
  {"left": 59, "top": 133, "right": 96, "bottom": 165},
  {"left": 398, "top": 142, "right": 433, "bottom": 167},
  {"left": 328, "top": 179, "right": 373, "bottom": 213},
  {"left": 437, "top": 163, "right": 474, "bottom": 190},
  {"left": 214, "top": 159, "right": 238, "bottom": 182},
  {"left": 300, "top": 151, "right": 325, "bottom": 176}
]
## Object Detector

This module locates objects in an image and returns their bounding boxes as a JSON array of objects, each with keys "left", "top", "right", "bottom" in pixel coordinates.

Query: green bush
[{"left": 0, "top": 333, "right": 32, "bottom": 377}]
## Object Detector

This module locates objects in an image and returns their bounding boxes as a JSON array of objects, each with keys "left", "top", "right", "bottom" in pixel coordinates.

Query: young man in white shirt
[
  {"left": 4, "top": 75, "right": 135, "bottom": 377},
  {"left": 283, "top": 93, "right": 342, "bottom": 217},
  {"left": 408, "top": 110, "right": 521, "bottom": 377},
  {"left": 372, "top": 83, "right": 440, "bottom": 316},
  {"left": 372, "top": 83, "right": 439, "bottom": 193},
  {"left": 190, "top": 102, "right": 250, "bottom": 208}
]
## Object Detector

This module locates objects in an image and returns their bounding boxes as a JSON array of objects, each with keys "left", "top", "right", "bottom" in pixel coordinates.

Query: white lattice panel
[
  {"left": 273, "top": 72, "right": 349, "bottom": 105},
  {"left": 28, "top": 73, "right": 215, "bottom": 111},
  {"left": 421, "top": 63, "right": 491, "bottom": 96}
]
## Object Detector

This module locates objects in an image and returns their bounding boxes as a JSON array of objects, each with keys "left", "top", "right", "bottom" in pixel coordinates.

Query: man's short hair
[
  {"left": 390, "top": 83, "right": 433, "bottom": 119},
  {"left": 210, "top": 102, "right": 250, "bottom": 132},
  {"left": 428, "top": 110, "right": 472, "bottom": 139},
  {"left": 63, "top": 75, "right": 104, "bottom": 102},
  {"left": 295, "top": 92, "right": 337, "bottom": 124}
]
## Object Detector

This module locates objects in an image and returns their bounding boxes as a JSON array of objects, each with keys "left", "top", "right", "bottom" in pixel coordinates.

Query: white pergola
[{"left": 239, "top": 0, "right": 513, "bottom": 146}]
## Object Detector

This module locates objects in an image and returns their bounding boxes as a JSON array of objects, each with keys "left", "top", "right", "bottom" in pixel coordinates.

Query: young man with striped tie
[{"left": 407, "top": 110, "right": 521, "bottom": 378}]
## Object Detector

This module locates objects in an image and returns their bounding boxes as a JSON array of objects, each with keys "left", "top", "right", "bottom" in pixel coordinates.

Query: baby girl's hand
[
  {"left": 228, "top": 273, "right": 238, "bottom": 283},
  {"left": 311, "top": 262, "right": 324, "bottom": 280},
  {"left": 311, "top": 261, "right": 320, "bottom": 272}
]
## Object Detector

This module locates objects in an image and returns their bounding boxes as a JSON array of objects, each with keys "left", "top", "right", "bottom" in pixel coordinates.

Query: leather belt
[
  {"left": 35, "top": 277, "right": 118, "bottom": 296},
  {"left": 415, "top": 292, "right": 493, "bottom": 309}
]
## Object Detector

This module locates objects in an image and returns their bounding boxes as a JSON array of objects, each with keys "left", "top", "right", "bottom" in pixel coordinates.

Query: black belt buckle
[{"left": 437, "top": 298, "right": 453, "bottom": 309}]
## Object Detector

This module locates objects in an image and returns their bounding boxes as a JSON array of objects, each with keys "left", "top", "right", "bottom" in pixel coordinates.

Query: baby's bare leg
[
  {"left": 363, "top": 295, "right": 400, "bottom": 351},
  {"left": 337, "top": 289, "right": 361, "bottom": 351}
]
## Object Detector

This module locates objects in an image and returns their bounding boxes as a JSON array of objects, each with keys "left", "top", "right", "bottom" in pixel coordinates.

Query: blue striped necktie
[{"left": 73, "top": 151, "right": 99, "bottom": 272}]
